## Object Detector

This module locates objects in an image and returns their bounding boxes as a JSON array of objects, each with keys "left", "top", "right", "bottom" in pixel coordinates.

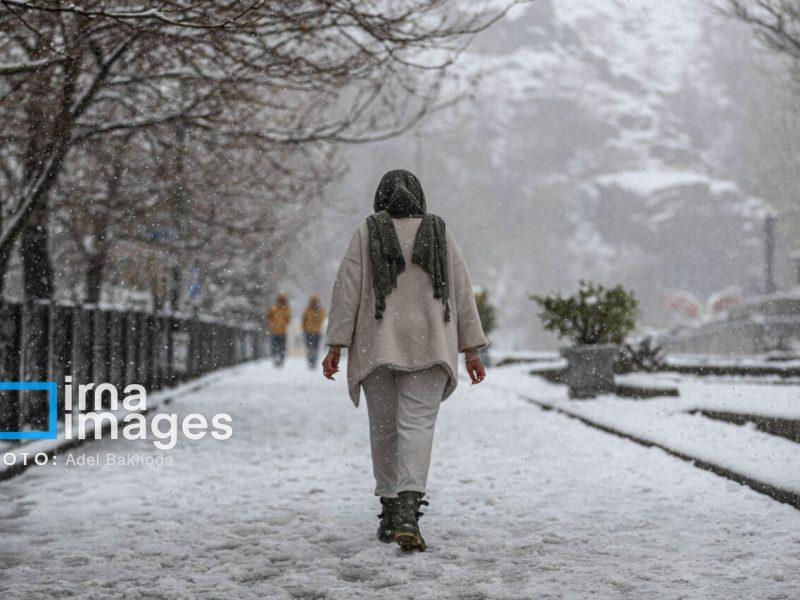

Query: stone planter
[{"left": 560, "top": 344, "right": 619, "bottom": 399}]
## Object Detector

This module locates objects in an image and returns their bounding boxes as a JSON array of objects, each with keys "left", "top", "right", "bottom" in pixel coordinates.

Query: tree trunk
[
  {"left": 0, "top": 207, "right": 7, "bottom": 296},
  {"left": 85, "top": 252, "right": 105, "bottom": 305},
  {"left": 169, "top": 119, "right": 187, "bottom": 312},
  {"left": 0, "top": 241, "right": 11, "bottom": 296},
  {"left": 21, "top": 199, "right": 54, "bottom": 300},
  {"left": 84, "top": 208, "right": 111, "bottom": 305}
]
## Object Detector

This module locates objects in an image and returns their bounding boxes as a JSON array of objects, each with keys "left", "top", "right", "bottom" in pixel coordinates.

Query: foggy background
[
  {"left": 283, "top": 0, "right": 800, "bottom": 350},
  {"left": 4, "top": 0, "right": 800, "bottom": 352}
]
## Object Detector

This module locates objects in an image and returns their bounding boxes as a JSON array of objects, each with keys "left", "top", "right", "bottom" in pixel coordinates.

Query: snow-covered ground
[
  {"left": 504, "top": 368, "right": 800, "bottom": 495},
  {"left": 1, "top": 359, "right": 799, "bottom": 599}
]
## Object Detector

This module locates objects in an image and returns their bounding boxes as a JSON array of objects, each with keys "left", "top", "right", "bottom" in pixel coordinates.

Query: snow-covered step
[
  {"left": 493, "top": 366, "right": 800, "bottom": 508},
  {"left": 527, "top": 395, "right": 800, "bottom": 496}
]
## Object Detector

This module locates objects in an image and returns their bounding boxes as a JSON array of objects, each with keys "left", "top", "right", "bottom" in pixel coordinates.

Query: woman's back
[{"left": 326, "top": 216, "right": 487, "bottom": 405}]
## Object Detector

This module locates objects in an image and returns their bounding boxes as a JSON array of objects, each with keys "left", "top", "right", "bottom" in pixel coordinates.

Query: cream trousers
[{"left": 361, "top": 365, "right": 449, "bottom": 497}]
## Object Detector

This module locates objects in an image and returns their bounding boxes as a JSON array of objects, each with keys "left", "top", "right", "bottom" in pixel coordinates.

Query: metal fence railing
[{"left": 0, "top": 299, "right": 266, "bottom": 435}]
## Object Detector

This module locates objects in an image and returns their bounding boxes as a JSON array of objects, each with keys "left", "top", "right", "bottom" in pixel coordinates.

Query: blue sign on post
[
  {"left": 188, "top": 266, "right": 202, "bottom": 300},
  {"left": 0, "top": 382, "right": 58, "bottom": 440}
]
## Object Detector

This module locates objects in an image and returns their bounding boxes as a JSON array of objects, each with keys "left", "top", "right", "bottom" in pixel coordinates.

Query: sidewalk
[{"left": 1, "top": 359, "right": 797, "bottom": 599}]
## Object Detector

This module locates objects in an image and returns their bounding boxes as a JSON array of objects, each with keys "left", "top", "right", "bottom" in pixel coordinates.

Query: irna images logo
[{"left": 1, "top": 377, "right": 232, "bottom": 450}]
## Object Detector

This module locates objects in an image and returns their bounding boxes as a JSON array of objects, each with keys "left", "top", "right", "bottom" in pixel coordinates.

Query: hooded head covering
[
  {"left": 366, "top": 169, "right": 449, "bottom": 322},
  {"left": 373, "top": 169, "right": 426, "bottom": 217}
]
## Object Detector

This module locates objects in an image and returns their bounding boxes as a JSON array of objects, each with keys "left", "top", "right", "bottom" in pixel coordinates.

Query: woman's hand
[
  {"left": 322, "top": 346, "right": 341, "bottom": 380},
  {"left": 466, "top": 355, "right": 486, "bottom": 385}
]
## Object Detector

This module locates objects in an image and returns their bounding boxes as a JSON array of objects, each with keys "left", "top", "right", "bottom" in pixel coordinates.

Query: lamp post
[
  {"left": 791, "top": 251, "right": 800, "bottom": 288},
  {"left": 765, "top": 213, "right": 776, "bottom": 294}
]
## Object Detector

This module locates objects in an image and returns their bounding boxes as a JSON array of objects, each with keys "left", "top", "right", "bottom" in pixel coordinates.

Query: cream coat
[{"left": 326, "top": 217, "right": 488, "bottom": 406}]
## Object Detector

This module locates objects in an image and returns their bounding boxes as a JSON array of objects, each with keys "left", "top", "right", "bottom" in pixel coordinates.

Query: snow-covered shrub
[
  {"left": 475, "top": 289, "right": 498, "bottom": 337},
  {"left": 614, "top": 335, "right": 665, "bottom": 373},
  {"left": 531, "top": 281, "right": 639, "bottom": 346}
]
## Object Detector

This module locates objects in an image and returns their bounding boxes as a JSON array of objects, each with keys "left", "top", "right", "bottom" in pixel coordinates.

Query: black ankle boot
[
  {"left": 377, "top": 497, "right": 398, "bottom": 543},
  {"left": 395, "top": 491, "right": 429, "bottom": 552}
]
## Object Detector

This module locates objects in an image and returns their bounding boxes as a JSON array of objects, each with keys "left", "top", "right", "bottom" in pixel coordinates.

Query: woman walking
[{"left": 322, "top": 169, "right": 488, "bottom": 552}]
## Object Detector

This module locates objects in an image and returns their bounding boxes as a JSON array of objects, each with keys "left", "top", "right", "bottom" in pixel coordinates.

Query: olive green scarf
[{"left": 366, "top": 169, "right": 450, "bottom": 322}]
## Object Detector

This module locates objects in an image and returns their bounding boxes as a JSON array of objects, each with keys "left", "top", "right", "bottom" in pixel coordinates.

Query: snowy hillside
[
  {"left": 471, "top": 0, "right": 768, "bottom": 298},
  {"left": 294, "top": 0, "right": 791, "bottom": 349}
]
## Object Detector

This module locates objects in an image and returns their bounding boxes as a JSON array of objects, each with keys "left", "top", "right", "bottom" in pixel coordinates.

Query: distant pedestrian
[
  {"left": 302, "top": 294, "right": 327, "bottom": 368},
  {"left": 266, "top": 293, "right": 291, "bottom": 367},
  {"left": 323, "top": 169, "right": 487, "bottom": 552},
  {"left": 474, "top": 288, "right": 497, "bottom": 366}
]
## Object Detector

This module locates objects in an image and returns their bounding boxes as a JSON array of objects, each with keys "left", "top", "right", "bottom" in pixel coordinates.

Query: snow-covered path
[{"left": 1, "top": 359, "right": 798, "bottom": 599}]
